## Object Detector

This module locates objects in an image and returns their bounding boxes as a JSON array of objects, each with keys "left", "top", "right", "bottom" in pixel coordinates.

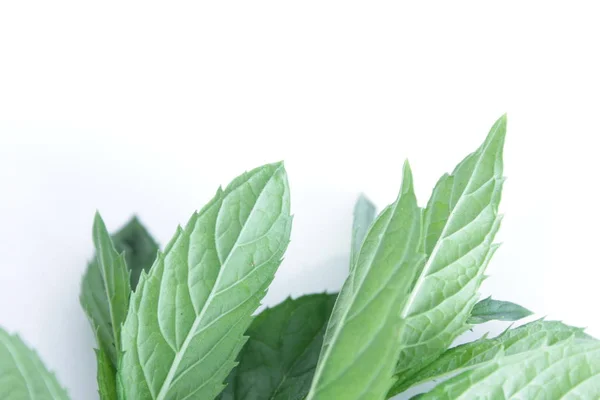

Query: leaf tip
[
  {"left": 93, "top": 210, "right": 106, "bottom": 229},
  {"left": 400, "top": 160, "right": 415, "bottom": 195},
  {"left": 486, "top": 114, "right": 508, "bottom": 146},
  {"left": 357, "top": 193, "right": 374, "bottom": 206}
]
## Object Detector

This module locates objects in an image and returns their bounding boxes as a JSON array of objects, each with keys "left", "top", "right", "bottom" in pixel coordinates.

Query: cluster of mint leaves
[{"left": 2, "top": 115, "right": 600, "bottom": 400}]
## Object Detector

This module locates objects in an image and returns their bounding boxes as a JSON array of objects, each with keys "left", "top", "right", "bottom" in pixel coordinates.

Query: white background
[{"left": 1, "top": 2, "right": 598, "bottom": 399}]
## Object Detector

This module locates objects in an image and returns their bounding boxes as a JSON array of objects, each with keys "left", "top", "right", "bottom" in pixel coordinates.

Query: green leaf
[
  {"left": 96, "top": 347, "right": 117, "bottom": 400},
  {"left": 350, "top": 195, "right": 376, "bottom": 272},
  {"left": 418, "top": 337, "right": 600, "bottom": 399},
  {"left": 467, "top": 296, "right": 532, "bottom": 324},
  {"left": 80, "top": 213, "right": 131, "bottom": 367},
  {"left": 219, "top": 293, "right": 337, "bottom": 400},
  {"left": 390, "top": 115, "right": 507, "bottom": 393},
  {"left": 0, "top": 327, "right": 70, "bottom": 400},
  {"left": 219, "top": 196, "right": 371, "bottom": 400},
  {"left": 119, "top": 162, "right": 293, "bottom": 400},
  {"left": 112, "top": 216, "right": 159, "bottom": 290},
  {"left": 391, "top": 319, "right": 591, "bottom": 395},
  {"left": 307, "top": 162, "right": 424, "bottom": 400}
]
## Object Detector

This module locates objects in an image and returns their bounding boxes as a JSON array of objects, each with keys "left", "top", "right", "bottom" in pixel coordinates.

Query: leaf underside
[
  {"left": 219, "top": 293, "right": 337, "bottom": 400},
  {"left": 307, "top": 162, "right": 424, "bottom": 400},
  {"left": 0, "top": 327, "right": 69, "bottom": 400},
  {"left": 119, "top": 162, "right": 292, "bottom": 400}
]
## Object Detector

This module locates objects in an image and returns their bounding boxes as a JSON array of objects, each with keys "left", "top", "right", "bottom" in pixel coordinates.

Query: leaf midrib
[
  {"left": 155, "top": 167, "right": 281, "bottom": 400},
  {"left": 94, "top": 224, "right": 123, "bottom": 364},
  {"left": 307, "top": 193, "right": 404, "bottom": 398},
  {"left": 0, "top": 334, "right": 35, "bottom": 399},
  {"left": 399, "top": 124, "right": 501, "bottom": 320}
]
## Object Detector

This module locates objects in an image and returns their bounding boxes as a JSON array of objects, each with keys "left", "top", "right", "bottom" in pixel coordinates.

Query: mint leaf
[
  {"left": 390, "top": 115, "right": 507, "bottom": 392},
  {"left": 350, "top": 195, "right": 376, "bottom": 271},
  {"left": 392, "top": 320, "right": 590, "bottom": 395},
  {"left": 95, "top": 348, "right": 117, "bottom": 400},
  {"left": 220, "top": 293, "right": 337, "bottom": 400},
  {"left": 80, "top": 213, "right": 131, "bottom": 367},
  {"left": 119, "top": 162, "right": 293, "bottom": 400},
  {"left": 419, "top": 337, "right": 600, "bottom": 399},
  {"left": 468, "top": 296, "right": 532, "bottom": 324},
  {"left": 307, "top": 162, "right": 424, "bottom": 400},
  {"left": 0, "top": 327, "right": 69, "bottom": 399},
  {"left": 112, "top": 216, "right": 159, "bottom": 290}
]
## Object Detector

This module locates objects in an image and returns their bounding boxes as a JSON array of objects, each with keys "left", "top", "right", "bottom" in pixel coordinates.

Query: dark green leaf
[
  {"left": 468, "top": 296, "right": 532, "bottom": 324},
  {"left": 220, "top": 294, "right": 337, "bottom": 400},
  {"left": 112, "top": 216, "right": 159, "bottom": 290}
]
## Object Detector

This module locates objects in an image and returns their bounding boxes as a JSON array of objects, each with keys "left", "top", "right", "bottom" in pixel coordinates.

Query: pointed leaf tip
[
  {"left": 487, "top": 114, "right": 508, "bottom": 142},
  {"left": 400, "top": 160, "right": 415, "bottom": 195},
  {"left": 350, "top": 194, "right": 377, "bottom": 271},
  {"left": 268, "top": 160, "right": 285, "bottom": 171},
  {"left": 357, "top": 193, "right": 373, "bottom": 205},
  {"left": 93, "top": 210, "right": 104, "bottom": 225}
]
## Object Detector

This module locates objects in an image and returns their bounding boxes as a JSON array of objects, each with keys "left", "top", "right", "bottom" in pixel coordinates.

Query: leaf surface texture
[
  {"left": 308, "top": 163, "right": 423, "bottom": 400},
  {"left": 119, "top": 162, "right": 292, "bottom": 400},
  {"left": 220, "top": 294, "right": 336, "bottom": 400},
  {"left": 393, "top": 320, "right": 590, "bottom": 395},
  {"left": 391, "top": 116, "right": 507, "bottom": 395},
  {"left": 419, "top": 338, "right": 600, "bottom": 399}
]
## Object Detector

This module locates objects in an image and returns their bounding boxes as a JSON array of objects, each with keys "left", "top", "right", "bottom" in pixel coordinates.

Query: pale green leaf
[
  {"left": 112, "top": 216, "right": 159, "bottom": 290},
  {"left": 119, "top": 162, "right": 292, "bottom": 400},
  {"left": 391, "top": 319, "right": 590, "bottom": 395},
  {"left": 391, "top": 115, "right": 507, "bottom": 390},
  {"left": 419, "top": 337, "right": 600, "bottom": 399},
  {"left": 307, "top": 162, "right": 424, "bottom": 400},
  {"left": 219, "top": 293, "right": 337, "bottom": 400},
  {"left": 0, "top": 327, "right": 69, "bottom": 400},
  {"left": 468, "top": 296, "right": 532, "bottom": 324},
  {"left": 350, "top": 195, "right": 376, "bottom": 272},
  {"left": 80, "top": 213, "right": 131, "bottom": 367},
  {"left": 95, "top": 348, "right": 117, "bottom": 400}
]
